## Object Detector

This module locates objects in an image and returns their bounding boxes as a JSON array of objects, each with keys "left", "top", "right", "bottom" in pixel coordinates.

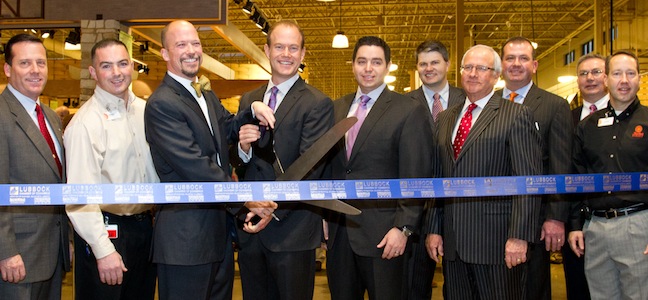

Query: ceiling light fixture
[
  {"left": 242, "top": 0, "right": 254, "bottom": 14},
  {"left": 41, "top": 30, "right": 55, "bottom": 39},
  {"left": 298, "top": 63, "right": 306, "bottom": 73},
  {"left": 332, "top": 0, "right": 349, "bottom": 48}
]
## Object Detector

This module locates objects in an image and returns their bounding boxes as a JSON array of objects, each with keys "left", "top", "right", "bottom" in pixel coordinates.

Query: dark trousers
[
  {"left": 327, "top": 226, "right": 408, "bottom": 300},
  {"left": 406, "top": 235, "right": 435, "bottom": 300},
  {"left": 238, "top": 234, "right": 316, "bottom": 300},
  {"left": 74, "top": 212, "right": 156, "bottom": 300},
  {"left": 525, "top": 243, "right": 551, "bottom": 300},
  {"left": 444, "top": 257, "right": 527, "bottom": 300},
  {"left": 157, "top": 234, "right": 234, "bottom": 300},
  {"left": 562, "top": 240, "right": 590, "bottom": 300}
]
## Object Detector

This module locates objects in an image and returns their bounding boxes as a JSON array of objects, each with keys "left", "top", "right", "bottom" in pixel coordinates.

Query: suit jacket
[
  {"left": 572, "top": 105, "right": 584, "bottom": 127},
  {"left": 327, "top": 89, "right": 435, "bottom": 258},
  {"left": 428, "top": 95, "right": 543, "bottom": 265},
  {"left": 144, "top": 74, "right": 254, "bottom": 265},
  {"left": 0, "top": 88, "right": 69, "bottom": 283},
  {"left": 234, "top": 77, "right": 334, "bottom": 252},
  {"left": 495, "top": 85, "right": 572, "bottom": 224}
]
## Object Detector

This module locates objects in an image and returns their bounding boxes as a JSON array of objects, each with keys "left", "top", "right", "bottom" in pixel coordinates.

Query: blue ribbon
[{"left": 2, "top": 173, "right": 646, "bottom": 206}]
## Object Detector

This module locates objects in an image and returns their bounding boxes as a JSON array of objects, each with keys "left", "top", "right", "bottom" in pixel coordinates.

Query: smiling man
[
  {"left": 569, "top": 50, "right": 648, "bottom": 300},
  {"left": 495, "top": 36, "right": 573, "bottom": 300},
  {"left": 64, "top": 39, "right": 159, "bottom": 300},
  {"left": 326, "top": 36, "right": 434, "bottom": 299},
  {"left": 233, "top": 20, "right": 334, "bottom": 300}
]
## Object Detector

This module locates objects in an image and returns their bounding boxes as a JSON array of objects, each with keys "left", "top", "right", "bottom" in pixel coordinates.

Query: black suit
[
  {"left": 326, "top": 88, "right": 435, "bottom": 299},
  {"left": 561, "top": 105, "right": 591, "bottom": 300},
  {"left": 404, "top": 85, "right": 464, "bottom": 300},
  {"left": 495, "top": 84, "right": 573, "bottom": 300},
  {"left": 428, "top": 95, "right": 543, "bottom": 299},
  {"left": 144, "top": 74, "right": 254, "bottom": 300},
  {"left": 234, "top": 77, "right": 334, "bottom": 300}
]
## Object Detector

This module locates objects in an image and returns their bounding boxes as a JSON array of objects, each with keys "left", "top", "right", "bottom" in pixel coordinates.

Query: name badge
[
  {"left": 104, "top": 110, "right": 121, "bottom": 121},
  {"left": 598, "top": 117, "right": 614, "bottom": 127},
  {"left": 106, "top": 224, "right": 118, "bottom": 239}
]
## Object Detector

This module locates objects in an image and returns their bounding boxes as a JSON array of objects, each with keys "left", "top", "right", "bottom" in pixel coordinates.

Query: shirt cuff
[{"left": 238, "top": 142, "right": 252, "bottom": 163}]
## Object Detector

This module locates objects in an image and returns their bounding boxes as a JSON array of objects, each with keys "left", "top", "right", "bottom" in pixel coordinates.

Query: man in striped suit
[{"left": 425, "top": 44, "right": 543, "bottom": 299}]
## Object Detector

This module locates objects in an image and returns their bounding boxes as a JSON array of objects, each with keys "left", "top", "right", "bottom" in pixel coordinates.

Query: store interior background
[
  {"left": 1, "top": 0, "right": 647, "bottom": 114},
  {"left": 1, "top": 0, "right": 647, "bottom": 298}
]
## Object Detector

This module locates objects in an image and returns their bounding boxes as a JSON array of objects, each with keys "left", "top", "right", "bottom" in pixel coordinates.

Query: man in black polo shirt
[{"left": 568, "top": 50, "right": 648, "bottom": 299}]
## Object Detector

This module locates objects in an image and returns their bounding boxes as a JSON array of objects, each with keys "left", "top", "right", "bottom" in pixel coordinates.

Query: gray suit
[
  {"left": 406, "top": 85, "right": 465, "bottom": 118},
  {"left": 0, "top": 88, "right": 69, "bottom": 299},
  {"left": 428, "top": 95, "right": 543, "bottom": 299}
]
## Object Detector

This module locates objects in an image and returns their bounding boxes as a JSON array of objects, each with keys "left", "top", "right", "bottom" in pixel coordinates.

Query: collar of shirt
[
  {"left": 422, "top": 82, "right": 450, "bottom": 110},
  {"left": 583, "top": 94, "right": 610, "bottom": 111},
  {"left": 265, "top": 73, "right": 300, "bottom": 111},
  {"left": 608, "top": 96, "right": 640, "bottom": 120},
  {"left": 347, "top": 83, "right": 386, "bottom": 118},
  {"left": 503, "top": 81, "right": 533, "bottom": 104},
  {"left": 93, "top": 85, "right": 135, "bottom": 114},
  {"left": 8, "top": 84, "right": 40, "bottom": 121},
  {"left": 459, "top": 90, "right": 494, "bottom": 119},
  {"left": 167, "top": 71, "right": 201, "bottom": 99}
]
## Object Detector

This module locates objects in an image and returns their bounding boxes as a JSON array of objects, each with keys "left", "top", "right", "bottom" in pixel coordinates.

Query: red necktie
[
  {"left": 346, "top": 95, "right": 370, "bottom": 160},
  {"left": 589, "top": 104, "right": 597, "bottom": 115},
  {"left": 509, "top": 92, "right": 518, "bottom": 102},
  {"left": 432, "top": 93, "right": 443, "bottom": 122},
  {"left": 35, "top": 104, "right": 62, "bottom": 177},
  {"left": 452, "top": 103, "right": 477, "bottom": 159}
]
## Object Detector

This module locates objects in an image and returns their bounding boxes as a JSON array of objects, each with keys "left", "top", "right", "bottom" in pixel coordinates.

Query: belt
[
  {"left": 592, "top": 204, "right": 648, "bottom": 219},
  {"left": 103, "top": 211, "right": 152, "bottom": 221}
]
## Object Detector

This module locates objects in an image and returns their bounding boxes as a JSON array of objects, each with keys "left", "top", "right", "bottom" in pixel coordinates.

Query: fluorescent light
[
  {"left": 385, "top": 75, "right": 396, "bottom": 84},
  {"left": 557, "top": 75, "right": 577, "bottom": 83},
  {"left": 64, "top": 42, "right": 81, "bottom": 50},
  {"left": 389, "top": 64, "right": 398, "bottom": 72}
]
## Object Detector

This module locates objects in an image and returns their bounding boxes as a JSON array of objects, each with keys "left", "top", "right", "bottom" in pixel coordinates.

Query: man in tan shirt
[{"left": 64, "top": 38, "right": 159, "bottom": 300}]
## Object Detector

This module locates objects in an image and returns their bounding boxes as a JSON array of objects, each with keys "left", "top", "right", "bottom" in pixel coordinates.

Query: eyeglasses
[
  {"left": 461, "top": 65, "right": 495, "bottom": 73},
  {"left": 577, "top": 69, "right": 604, "bottom": 78}
]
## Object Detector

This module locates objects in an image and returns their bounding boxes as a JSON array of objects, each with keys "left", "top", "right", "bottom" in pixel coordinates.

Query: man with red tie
[
  {"left": 0, "top": 33, "right": 69, "bottom": 300},
  {"left": 425, "top": 44, "right": 542, "bottom": 299}
]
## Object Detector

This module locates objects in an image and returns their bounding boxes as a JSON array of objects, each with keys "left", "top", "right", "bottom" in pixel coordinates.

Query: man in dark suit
[
  {"left": 495, "top": 36, "right": 573, "bottom": 300},
  {"left": 426, "top": 44, "right": 543, "bottom": 299},
  {"left": 144, "top": 20, "right": 275, "bottom": 300},
  {"left": 233, "top": 20, "right": 334, "bottom": 300},
  {"left": 405, "top": 40, "right": 464, "bottom": 300},
  {"left": 0, "top": 33, "right": 69, "bottom": 300},
  {"left": 326, "top": 36, "right": 435, "bottom": 299},
  {"left": 562, "top": 53, "right": 608, "bottom": 300}
]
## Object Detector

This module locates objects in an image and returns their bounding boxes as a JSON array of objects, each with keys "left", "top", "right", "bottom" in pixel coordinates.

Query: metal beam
[
  {"left": 211, "top": 23, "right": 271, "bottom": 74},
  {"left": 131, "top": 27, "right": 238, "bottom": 80}
]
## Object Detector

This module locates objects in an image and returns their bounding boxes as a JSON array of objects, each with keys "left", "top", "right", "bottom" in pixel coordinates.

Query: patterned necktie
[
  {"left": 346, "top": 95, "right": 371, "bottom": 160},
  {"left": 509, "top": 92, "right": 518, "bottom": 102},
  {"left": 268, "top": 86, "right": 279, "bottom": 111},
  {"left": 432, "top": 93, "right": 443, "bottom": 122},
  {"left": 35, "top": 104, "right": 62, "bottom": 177},
  {"left": 589, "top": 104, "right": 597, "bottom": 115},
  {"left": 452, "top": 103, "right": 478, "bottom": 159},
  {"left": 190, "top": 76, "right": 212, "bottom": 98}
]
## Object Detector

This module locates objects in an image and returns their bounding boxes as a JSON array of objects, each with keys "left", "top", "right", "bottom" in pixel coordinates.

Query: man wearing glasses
[{"left": 425, "top": 44, "right": 542, "bottom": 299}]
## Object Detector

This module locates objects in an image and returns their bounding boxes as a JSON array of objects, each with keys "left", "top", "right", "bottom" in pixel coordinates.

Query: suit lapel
[
  {"left": 413, "top": 88, "right": 431, "bottom": 114},
  {"left": 456, "top": 95, "right": 500, "bottom": 161},
  {"left": 349, "top": 89, "right": 391, "bottom": 162},
  {"left": 274, "top": 78, "right": 305, "bottom": 129},
  {"left": 448, "top": 86, "right": 465, "bottom": 109},
  {"left": 521, "top": 84, "right": 542, "bottom": 114},
  {"left": 443, "top": 103, "right": 462, "bottom": 160},
  {"left": 164, "top": 75, "right": 210, "bottom": 129},
  {"left": 204, "top": 91, "right": 222, "bottom": 152},
  {"left": 2, "top": 90, "right": 61, "bottom": 179}
]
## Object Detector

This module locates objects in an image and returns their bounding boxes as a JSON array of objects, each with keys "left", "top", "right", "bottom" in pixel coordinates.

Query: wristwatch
[{"left": 399, "top": 226, "right": 413, "bottom": 237}]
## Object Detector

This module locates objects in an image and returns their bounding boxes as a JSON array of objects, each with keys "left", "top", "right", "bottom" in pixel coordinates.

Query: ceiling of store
[{"left": 0, "top": 0, "right": 638, "bottom": 99}]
